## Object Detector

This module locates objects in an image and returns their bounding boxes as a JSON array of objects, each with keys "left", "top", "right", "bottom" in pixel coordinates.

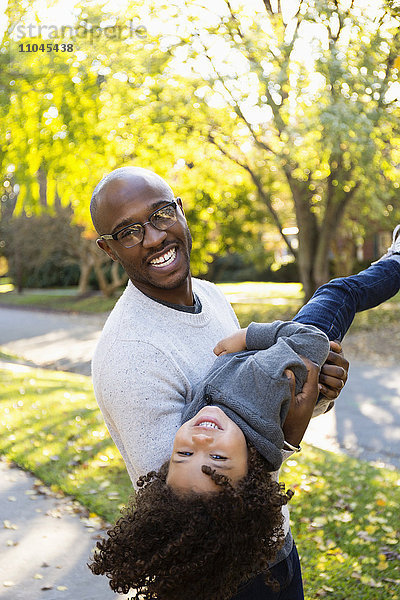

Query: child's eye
[
  {"left": 177, "top": 451, "right": 193, "bottom": 456},
  {"left": 210, "top": 454, "right": 227, "bottom": 460}
]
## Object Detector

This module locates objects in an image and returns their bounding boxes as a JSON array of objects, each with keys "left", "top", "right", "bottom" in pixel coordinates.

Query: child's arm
[
  {"left": 215, "top": 321, "right": 329, "bottom": 367},
  {"left": 213, "top": 322, "right": 347, "bottom": 403},
  {"left": 213, "top": 328, "right": 248, "bottom": 356}
]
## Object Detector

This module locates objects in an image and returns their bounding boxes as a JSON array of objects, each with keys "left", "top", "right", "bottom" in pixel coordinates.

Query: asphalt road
[{"left": 1, "top": 305, "right": 400, "bottom": 469}]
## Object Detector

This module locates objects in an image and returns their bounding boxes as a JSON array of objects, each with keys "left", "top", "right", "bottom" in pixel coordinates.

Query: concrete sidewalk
[{"left": 0, "top": 457, "right": 129, "bottom": 600}]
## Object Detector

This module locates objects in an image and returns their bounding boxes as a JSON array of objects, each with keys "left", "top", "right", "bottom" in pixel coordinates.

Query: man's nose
[{"left": 142, "top": 222, "right": 168, "bottom": 248}]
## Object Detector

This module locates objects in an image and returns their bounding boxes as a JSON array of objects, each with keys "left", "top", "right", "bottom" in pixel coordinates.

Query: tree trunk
[
  {"left": 78, "top": 260, "right": 92, "bottom": 296},
  {"left": 37, "top": 168, "right": 47, "bottom": 207}
]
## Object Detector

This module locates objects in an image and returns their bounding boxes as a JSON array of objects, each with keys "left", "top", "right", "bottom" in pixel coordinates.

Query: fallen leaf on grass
[
  {"left": 356, "top": 530, "right": 377, "bottom": 542},
  {"left": 379, "top": 548, "right": 400, "bottom": 561},
  {"left": 360, "top": 575, "right": 383, "bottom": 588}
]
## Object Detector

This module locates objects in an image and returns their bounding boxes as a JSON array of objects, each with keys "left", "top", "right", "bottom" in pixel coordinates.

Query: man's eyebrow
[{"left": 111, "top": 199, "right": 174, "bottom": 234}]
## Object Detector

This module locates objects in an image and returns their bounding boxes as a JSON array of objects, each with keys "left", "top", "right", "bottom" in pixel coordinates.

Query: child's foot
[{"left": 374, "top": 225, "right": 400, "bottom": 262}]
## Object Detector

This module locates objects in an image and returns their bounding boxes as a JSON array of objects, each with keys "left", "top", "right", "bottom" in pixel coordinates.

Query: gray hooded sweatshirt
[{"left": 181, "top": 320, "right": 330, "bottom": 471}]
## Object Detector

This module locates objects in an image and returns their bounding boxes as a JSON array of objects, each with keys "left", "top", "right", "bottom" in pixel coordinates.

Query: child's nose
[{"left": 192, "top": 433, "right": 213, "bottom": 446}]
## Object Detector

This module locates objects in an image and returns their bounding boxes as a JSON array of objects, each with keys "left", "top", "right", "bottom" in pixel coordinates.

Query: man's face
[
  {"left": 166, "top": 406, "right": 248, "bottom": 493},
  {"left": 96, "top": 175, "right": 192, "bottom": 302}
]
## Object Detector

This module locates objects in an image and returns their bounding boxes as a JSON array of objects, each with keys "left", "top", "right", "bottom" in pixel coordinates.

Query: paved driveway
[{"left": 0, "top": 307, "right": 107, "bottom": 375}]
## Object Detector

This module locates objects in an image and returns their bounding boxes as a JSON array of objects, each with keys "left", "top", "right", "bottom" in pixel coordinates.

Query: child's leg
[{"left": 293, "top": 258, "right": 400, "bottom": 341}]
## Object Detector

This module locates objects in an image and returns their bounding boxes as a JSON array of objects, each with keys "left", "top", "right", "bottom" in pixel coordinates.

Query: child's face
[{"left": 166, "top": 406, "right": 248, "bottom": 493}]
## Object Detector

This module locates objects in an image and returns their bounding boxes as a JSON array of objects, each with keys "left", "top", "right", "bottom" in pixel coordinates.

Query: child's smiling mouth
[{"left": 196, "top": 421, "right": 221, "bottom": 430}]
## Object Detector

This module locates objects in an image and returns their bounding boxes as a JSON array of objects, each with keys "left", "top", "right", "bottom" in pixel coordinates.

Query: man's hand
[
  {"left": 282, "top": 357, "right": 320, "bottom": 448},
  {"left": 319, "top": 341, "right": 349, "bottom": 400},
  {"left": 213, "top": 328, "right": 248, "bottom": 356}
]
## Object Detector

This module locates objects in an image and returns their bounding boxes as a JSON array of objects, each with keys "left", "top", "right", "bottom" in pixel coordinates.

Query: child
[{"left": 89, "top": 233, "right": 400, "bottom": 600}]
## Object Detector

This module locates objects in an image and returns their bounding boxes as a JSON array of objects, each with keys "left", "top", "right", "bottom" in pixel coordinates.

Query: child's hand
[{"left": 213, "top": 328, "right": 248, "bottom": 356}]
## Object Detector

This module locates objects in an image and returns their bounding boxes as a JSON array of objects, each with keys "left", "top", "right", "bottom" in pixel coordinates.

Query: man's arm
[{"left": 282, "top": 357, "right": 320, "bottom": 447}]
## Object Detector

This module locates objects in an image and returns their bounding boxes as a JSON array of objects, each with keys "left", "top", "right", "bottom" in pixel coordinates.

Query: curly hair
[
  {"left": 89, "top": 447, "right": 290, "bottom": 600},
  {"left": 89, "top": 446, "right": 292, "bottom": 600}
]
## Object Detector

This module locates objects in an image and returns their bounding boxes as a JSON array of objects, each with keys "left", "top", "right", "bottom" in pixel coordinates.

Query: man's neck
[{"left": 131, "top": 277, "right": 194, "bottom": 307}]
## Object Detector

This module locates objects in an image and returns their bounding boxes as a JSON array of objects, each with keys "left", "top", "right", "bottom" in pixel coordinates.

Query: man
[{"left": 90, "top": 165, "right": 350, "bottom": 599}]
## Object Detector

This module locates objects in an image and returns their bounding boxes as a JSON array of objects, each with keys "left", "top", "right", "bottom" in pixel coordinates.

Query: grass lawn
[
  {"left": 0, "top": 283, "right": 118, "bottom": 313},
  {"left": 1, "top": 280, "right": 399, "bottom": 331},
  {"left": 0, "top": 361, "right": 399, "bottom": 599}
]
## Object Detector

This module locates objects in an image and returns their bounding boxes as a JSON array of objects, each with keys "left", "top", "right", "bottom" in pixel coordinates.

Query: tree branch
[
  {"left": 262, "top": 0, "right": 273, "bottom": 14},
  {"left": 207, "top": 132, "right": 297, "bottom": 257},
  {"left": 196, "top": 33, "right": 278, "bottom": 156}
]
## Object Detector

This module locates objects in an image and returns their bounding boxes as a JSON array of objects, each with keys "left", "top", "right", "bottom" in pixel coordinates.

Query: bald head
[{"left": 90, "top": 167, "right": 174, "bottom": 234}]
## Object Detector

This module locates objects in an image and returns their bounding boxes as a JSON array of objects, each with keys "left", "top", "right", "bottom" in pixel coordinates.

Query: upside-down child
[{"left": 90, "top": 232, "right": 400, "bottom": 600}]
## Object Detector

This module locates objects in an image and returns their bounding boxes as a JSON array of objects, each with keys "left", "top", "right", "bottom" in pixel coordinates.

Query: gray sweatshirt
[{"left": 181, "top": 320, "right": 330, "bottom": 471}]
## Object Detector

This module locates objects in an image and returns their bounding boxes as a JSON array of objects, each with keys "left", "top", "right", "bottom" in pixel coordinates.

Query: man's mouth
[{"left": 149, "top": 247, "right": 177, "bottom": 268}]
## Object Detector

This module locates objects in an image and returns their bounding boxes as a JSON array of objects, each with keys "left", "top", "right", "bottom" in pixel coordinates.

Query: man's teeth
[
  {"left": 150, "top": 247, "right": 176, "bottom": 267},
  {"left": 197, "top": 421, "right": 219, "bottom": 430}
]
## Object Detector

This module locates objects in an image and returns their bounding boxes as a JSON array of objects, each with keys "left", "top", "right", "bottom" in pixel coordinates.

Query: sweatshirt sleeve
[{"left": 246, "top": 320, "right": 330, "bottom": 368}]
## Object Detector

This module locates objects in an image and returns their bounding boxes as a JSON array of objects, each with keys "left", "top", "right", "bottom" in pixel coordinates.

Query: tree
[
  {"left": 3, "top": 0, "right": 398, "bottom": 298},
  {"left": 1, "top": 0, "right": 265, "bottom": 291},
  {"left": 154, "top": 0, "right": 400, "bottom": 298}
]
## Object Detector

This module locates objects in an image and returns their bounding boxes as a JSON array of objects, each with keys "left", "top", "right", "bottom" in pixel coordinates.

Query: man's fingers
[
  {"left": 321, "top": 340, "right": 349, "bottom": 400},
  {"left": 326, "top": 348, "right": 350, "bottom": 370},
  {"left": 321, "top": 363, "right": 347, "bottom": 381},
  {"left": 329, "top": 340, "right": 342, "bottom": 354}
]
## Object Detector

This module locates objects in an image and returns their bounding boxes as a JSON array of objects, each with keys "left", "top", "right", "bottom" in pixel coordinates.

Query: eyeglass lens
[{"left": 117, "top": 203, "right": 177, "bottom": 248}]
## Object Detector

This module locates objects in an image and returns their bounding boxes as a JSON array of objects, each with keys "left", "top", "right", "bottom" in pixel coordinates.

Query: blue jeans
[
  {"left": 231, "top": 543, "right": 304, "bottom": 600},
  {"left": 292, "top": 259, "right": 400, "bottom": 341}
]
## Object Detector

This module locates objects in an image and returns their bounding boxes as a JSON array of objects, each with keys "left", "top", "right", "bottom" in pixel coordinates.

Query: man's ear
[{"left": 96, "top": 238, "right": 119, "bottom": 262}]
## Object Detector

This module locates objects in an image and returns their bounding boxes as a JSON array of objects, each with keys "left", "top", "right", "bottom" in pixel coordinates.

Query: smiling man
[{"left": 90, "top": 166, "right": 242, "bottom": 485}]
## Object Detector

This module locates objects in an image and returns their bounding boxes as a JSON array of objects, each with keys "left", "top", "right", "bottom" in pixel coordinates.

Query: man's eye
[
  {"left": 119, "top": 226, "right": 141, "bottom": 239},
  {"left": 210, "top": 454, "right": 227, "bottom": 460},
  {"left": 177, "top": 451, "right": 192, "bottom": 456}
]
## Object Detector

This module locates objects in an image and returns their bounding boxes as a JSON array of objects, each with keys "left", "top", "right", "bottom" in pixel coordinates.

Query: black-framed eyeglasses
[{"left": 99, "top": 201, "right": 178, "bottom": 249}]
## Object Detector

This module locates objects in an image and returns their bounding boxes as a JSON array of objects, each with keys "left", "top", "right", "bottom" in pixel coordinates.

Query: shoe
[{"left": 374, "top": 225, "right": 400, "bottom": 262}]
